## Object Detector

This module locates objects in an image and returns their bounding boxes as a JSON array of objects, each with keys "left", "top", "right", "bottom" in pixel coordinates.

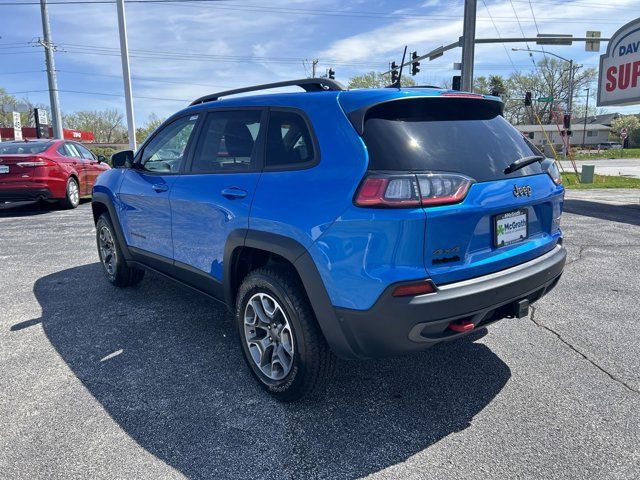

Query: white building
[{"left": 515, "top": 124, "right": 611, "bottom": 147}]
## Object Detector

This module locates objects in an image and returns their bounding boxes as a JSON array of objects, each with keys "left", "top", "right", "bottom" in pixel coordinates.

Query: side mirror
[
  {"left": 97, "top": 154, "right": 106, "bottom": 163},
  {"left": 111, "top": 150, "right": 134, "bottom": 169}
]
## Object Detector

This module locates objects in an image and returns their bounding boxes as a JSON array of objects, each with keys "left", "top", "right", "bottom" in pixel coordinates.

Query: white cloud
[{"left": 4, "top": 0, "right": 639, "bottom": 118}]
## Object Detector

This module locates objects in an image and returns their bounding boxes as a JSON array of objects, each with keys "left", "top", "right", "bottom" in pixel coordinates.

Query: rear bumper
[
  {"left": 0, "top": 187, "right": 54, "bottom": 202},
  {"left": 333, "top": 244, "right": 566, "bottom": 359}
]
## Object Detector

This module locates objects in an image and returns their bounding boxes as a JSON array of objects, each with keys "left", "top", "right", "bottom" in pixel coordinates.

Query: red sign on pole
[{"left": 620, "top": 127, "right": 628, "bottom": 139}]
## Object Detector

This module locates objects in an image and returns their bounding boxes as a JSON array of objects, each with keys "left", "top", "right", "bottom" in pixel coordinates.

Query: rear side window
[
  {"left": 362, "top": 98, "right": 544, "bottom": 182},
  {"left": 59, "top": 143, "right": 82, "bottom": 158},
  {"left": 190, "top": 110, "right": 262, "bottom": 173},
  {"left": 265, "top": 110, "right": 315, "bottom": 169}
]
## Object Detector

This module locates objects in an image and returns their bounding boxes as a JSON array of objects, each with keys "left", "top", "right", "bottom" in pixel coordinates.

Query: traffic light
[
  {"left": 563, "top": 113, "right": 571, "bottom": 129},
  {"left": 452, "top": 75, "right": 461, "bottom": 91},
  {"left": 391, "top": 62, "right": 399, "bottom": 85},
  {"left": 327, "top": 68, "right": 335, "bottom": 80},
  {"left": 411, "top": 51, "right": 420, "bottom": 76},
  {"left": 524, "top": 92, "right": 532, "bottom": 106}
]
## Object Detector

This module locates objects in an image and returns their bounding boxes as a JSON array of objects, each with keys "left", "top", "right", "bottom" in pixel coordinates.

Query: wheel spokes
[{"left": 243, "top": 292, "right": 295, "bottom": 381}]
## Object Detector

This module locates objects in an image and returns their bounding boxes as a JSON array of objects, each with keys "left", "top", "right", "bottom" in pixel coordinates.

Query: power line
[
  {"left": 8, "top": 88, "right": 190, "bottom": 102},
  {"left": 481, "top": 0, "right": 519, "bottom": 74},
  {"left": 508, "top": 0, "right": 537, "bottom": 70},
  {"left": 57, "top": 69, "right": 237, "bottom": 88},
  {"left": 148, "top": 1, "right": 631, "bottom": 24},
  {"left": 0, "top": 0, "right": 629, "bottom": 23},
  {"left": 0, "top": 0, "right": 232, "bottom": 5},
  {"left": 528, "top": 0, "right": 548, "bottom": 62},
  {"left": 0, "top": 70, "right": 45, "bottom": 75}
]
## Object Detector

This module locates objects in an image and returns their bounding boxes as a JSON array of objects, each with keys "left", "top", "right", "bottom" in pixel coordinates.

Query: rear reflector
[
  {"left": 355, "top": 172, "right": 473, "bottom": 208},
  {"left": 392, "top": 280, "right": 436, "bottom": 297},
  {"left": 448, "top": 319, "right": 475, "bottom": 332}
]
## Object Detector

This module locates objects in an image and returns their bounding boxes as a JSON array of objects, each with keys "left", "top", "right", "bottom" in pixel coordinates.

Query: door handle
[
  {"left": 221, "top": 187, "right": 248, "bottom": 199},
  {"left": 152, "top": 183, "right": 169, "bottom": 193}
]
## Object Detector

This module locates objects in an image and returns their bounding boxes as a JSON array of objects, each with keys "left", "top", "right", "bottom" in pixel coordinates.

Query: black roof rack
[{"left": 190, "top": 78, "right": 346, "bottom": 106}]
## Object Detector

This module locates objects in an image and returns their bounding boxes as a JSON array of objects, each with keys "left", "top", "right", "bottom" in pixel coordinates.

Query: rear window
[
  {"left": 0, "top": 141, "right": 51, "bottom": 155},
  {"left": 361, "top": 98, "right": 544, "bottom": 182}
]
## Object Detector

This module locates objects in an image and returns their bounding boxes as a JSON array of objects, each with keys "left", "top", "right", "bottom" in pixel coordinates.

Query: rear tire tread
[{"left": 236, "top": 265, "right": 336, "bottom": 402}]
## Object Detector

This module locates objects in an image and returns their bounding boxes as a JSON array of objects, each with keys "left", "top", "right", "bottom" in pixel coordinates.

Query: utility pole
[
  {"left": 461, "top": 0, "right": 477, "bottom": 92},
  {"left": 311, "top": 59, "right": 318, "bottom": 78},
  {"left": 116, "top": 0, "right": 136, "bottom": 151},
  {"left": 567, "top": 59, "right": 574, "bottom": 115},
  {"left": 39, "top": 0, "right": 63, "bottom": 139},
  {"left": 582, "top": 87, "right": 590, "bottom": 147}
]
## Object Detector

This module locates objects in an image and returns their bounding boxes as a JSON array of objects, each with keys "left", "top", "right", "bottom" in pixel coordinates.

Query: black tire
[
  {"left": 59, "top": 177, "right": 80, "bottom": 209},
  {"left": 96, "top": 213, "right": 145, "bottom": 287},
  {"left": 235, "top": 265, "right": 336, "bottom": 402}
]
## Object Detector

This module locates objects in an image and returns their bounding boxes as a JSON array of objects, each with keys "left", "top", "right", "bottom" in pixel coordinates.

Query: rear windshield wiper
[{"left": 504, "top": 155, "right": 545, "bottom": 174}]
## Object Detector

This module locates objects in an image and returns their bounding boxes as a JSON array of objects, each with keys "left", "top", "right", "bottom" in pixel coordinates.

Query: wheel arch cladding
[
  {"left": 91, "top": 192, "right": 133, "bottom": 261},
  {"left": 223, "top": 229, "right": 360, "bottom": 359}
]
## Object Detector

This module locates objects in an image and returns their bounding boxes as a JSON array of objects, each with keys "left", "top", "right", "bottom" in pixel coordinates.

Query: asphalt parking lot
[{"left": 1, "top": 192, "right": 639, "bottom": 480}]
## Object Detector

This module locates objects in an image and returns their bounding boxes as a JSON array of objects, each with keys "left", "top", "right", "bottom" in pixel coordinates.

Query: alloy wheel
[
  {"left": 68, "top": 179, "right": 79, "bottom": 206},
  {"left": 243, "top": 292, "right": 295, "bottom": 381},
  {"left": 98, "top": 225, "right": 117, "bottom": 277}
]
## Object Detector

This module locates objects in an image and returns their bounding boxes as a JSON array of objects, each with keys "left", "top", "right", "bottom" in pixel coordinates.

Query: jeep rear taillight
[{"left": 354, "top": 172, "right": 473, "bottom": 208}]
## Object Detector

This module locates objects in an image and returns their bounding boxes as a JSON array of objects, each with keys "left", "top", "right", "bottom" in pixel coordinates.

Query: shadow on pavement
[
  {"left": 0, "top": 201, "right": 58, "bottom": 217},
  {"left": 24, "top": 263, "right": 510, "bottom": 479},
  {"left": 564, "top": 199, "right": 640, "bottom": 227},
  {"left": 0, "top": 200, "right": 90, "bottom": 217}
]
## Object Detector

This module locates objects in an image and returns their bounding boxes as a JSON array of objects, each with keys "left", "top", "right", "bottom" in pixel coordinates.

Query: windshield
[
  {"left": 362, "top": 98, "right": 544, "bottom": 182},
  {"left": 0, "top": 141, "right": 52, "bottom": 155}
]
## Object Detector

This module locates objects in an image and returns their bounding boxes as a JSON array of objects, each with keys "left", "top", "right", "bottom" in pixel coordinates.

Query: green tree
[
  {"left": 348, "top": 71, "right": 416, "bottom": 89},
  {"left": 63, "top": 109, "right": 126, "bottom": 143},
  {"left": 610, "top": 115, "right": 640, "bottom": 147},
  {"left": 136, "top": 114, "right": 165, "bottom": 144},
  {"left": 474, "top": 75, "right": 509, "bottom": 97},
  {"left": 0, "top": 88, "right": 49, "bottom": 130},
  {"left": 506, "top": 57, "right": 597, "bottom": 125}
]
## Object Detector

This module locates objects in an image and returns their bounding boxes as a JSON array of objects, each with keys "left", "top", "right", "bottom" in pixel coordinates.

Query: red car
[{"left": 0, "top": 139, "right": 110, "bottom": 209}]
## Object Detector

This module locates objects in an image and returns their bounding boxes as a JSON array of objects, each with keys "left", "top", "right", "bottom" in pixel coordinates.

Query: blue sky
[{"left": 1, "top": 0, "right": 638, "bottom": 125}]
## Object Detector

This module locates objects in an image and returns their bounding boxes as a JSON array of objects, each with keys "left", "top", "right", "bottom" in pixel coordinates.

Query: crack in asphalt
[
  {"left": 563, "top": 244, "right": 640, "bottom": 268},
  {"left": 529, "top": 305, "right": 639, "bottom": 395}
]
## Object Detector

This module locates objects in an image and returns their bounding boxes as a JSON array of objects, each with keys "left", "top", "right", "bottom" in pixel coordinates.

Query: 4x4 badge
[{"left": 513, "top": 185, "right": 532, "bottom": 197}]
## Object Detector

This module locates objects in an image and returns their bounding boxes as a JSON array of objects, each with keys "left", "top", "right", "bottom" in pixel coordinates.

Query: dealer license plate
[{"left": 494, "top": 209, "right": 528, "bottom": 247}]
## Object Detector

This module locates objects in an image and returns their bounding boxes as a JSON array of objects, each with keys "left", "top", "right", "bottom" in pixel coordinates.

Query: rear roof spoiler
[{"left": 346, "top": 94, "right": 504, "bottom": 135}]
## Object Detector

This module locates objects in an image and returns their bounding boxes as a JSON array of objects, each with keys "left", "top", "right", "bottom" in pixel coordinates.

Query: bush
[{"left": 86, "top": 146, "right": 118, "bottom": 166}]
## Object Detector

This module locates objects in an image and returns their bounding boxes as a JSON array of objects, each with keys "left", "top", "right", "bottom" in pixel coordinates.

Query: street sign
[
  {"left": 536, "top": 34, "right": 573, "bottom": 45},
  {"left": 585, "top": 31, "right": 601, "bottom": 52},
  {"left": 620, "top": 128, "right": 628, "bottom": 139},
  {"left": 34, "top": 108, "right": 50, "bottom": 139},
  {"left": 12, "top": 112, "right": 22, "bottom": 141},
  {"left": 537, "top": 96, "right": 554, "bottom": 102},
  {"left": 597, "top": 17, "right": 640, "bottom": 106},
  {"left": 2, "top": 103, "right": 28, "bottom": 113}
]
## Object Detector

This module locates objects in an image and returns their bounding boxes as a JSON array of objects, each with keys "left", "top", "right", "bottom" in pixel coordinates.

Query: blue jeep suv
[{"left": 92, "top": 78, "right": 566, "bottom": 401}]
